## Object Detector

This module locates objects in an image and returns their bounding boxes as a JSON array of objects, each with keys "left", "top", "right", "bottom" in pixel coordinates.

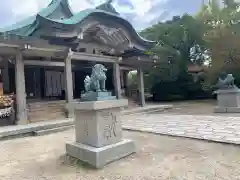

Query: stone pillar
[
  {"left": 113, "top": 62, "right": 121, "bottom": 99},
  {"left": 66, "top": 99, "right": 135, "bottom": 168},
  {"left": 15, "top": 50, "right": 28, "bottom": 124},
  {"left": 64, "top": 49, "right": 74, "bottom": 118},
  {"left": 2, "top": 58, "right": 10, "bottom": 93},
  {"left": 137, "top": 67, "right": 145, "bottom": 107}
]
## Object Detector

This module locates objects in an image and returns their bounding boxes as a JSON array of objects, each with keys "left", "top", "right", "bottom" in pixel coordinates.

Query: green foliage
[
  {"left": 151, "top": 74, "right": 212, "bottom": 101},
  {"left": 139, "top": 14, "right": 209, "bottom": 100},
  {"left": 140, "top": 14, "right": 206, "bottom": 81},
  {"left": 131, "top": 0, "right": 240, "bottom": 101},
  {"left": 127, "top": 71, "right": 138, "bottom": 91},
  {"left": 198, "top": 0, "right": 240, "bottom": 83}
]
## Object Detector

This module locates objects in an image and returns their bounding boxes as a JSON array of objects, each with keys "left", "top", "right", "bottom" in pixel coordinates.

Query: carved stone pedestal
[
  {"left": 66, "top": 99, "right": 135, "bottom": 168},
  {"left": 214, "top": 88, "right": 240, "bottom": 113}
]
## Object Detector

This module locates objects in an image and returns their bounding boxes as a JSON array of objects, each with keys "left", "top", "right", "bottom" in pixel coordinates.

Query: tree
[
  {"left": 141, "top": 14, "right": 205, "bottom": 82},
  {"left": 140, "top": 15, "right": 210, "bottom": 100},
  {"left": 189, "top": 44, "right": 211, "bottom": 65},
  {"left": 196, "top": 0, "right": 240, "bottom": 84},
  {"left": 204, "top": 24, "right": 240, "bottom": 83}
]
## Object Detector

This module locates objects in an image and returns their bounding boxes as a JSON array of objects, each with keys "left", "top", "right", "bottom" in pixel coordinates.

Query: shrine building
[{"left": 0, "top": 0, "right": 156, "bottom": 124}]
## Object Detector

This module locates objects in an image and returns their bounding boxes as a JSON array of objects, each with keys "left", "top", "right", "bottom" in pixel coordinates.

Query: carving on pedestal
[{"left": 101, "top": 111, "right": 118, "bottom": 139}]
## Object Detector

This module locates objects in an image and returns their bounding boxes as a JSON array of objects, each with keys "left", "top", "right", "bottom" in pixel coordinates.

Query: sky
[{"left": 0, "top": 0, "right": 207, "bottom": 30}]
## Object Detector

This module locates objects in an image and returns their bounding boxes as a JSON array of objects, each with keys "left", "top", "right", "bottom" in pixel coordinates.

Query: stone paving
[{"left": 123, "top": 114, "right": 240, "bottom": 145}]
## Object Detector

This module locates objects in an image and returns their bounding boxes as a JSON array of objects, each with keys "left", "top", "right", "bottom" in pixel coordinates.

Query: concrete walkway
[
  {"left": 0, "top": 104, "right": 172, "bottom": 140},
  {"left": 2, "top": 106, "right": 240, "bottom": 145},
  {"left": 123, "top": 113, "right": 240, "bottom": 145}
]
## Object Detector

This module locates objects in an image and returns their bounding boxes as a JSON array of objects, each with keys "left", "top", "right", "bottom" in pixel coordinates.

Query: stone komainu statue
[
  {"left": 215, "top": 74, "right": 237, "bottom": 89},
  {"left": 84, "top": 64, "right": 107, "bottom": 92}
]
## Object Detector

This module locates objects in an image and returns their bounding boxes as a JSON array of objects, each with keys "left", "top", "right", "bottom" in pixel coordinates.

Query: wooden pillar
[
  {"left": 123, "top": 70, "right": 129, "bottom": 96},
  {"left": 113, "top": 62, "right": 121, "bottom": 99},
  {"left": 64, "top": 49, "right": 74, "bottom": 118},
  {"left": 120, "top": 69, "right": 124, "bottom": 88},
  {"left": 137, "top": 67, "right": 145, "bottom": 107},
  {"left": 2, "top": 58, "right": 10, "bottom": 94},
  {"left": 15, "top": 50, "right": 28, "bottom": 124}
]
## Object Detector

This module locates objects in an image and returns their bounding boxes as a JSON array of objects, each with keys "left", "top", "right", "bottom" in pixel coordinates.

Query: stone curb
[
  {"left": 122, "top": 126, "right": 240, "bottom": 146},
  {"left": 0, "top": 119, "right": 74, "bottom": 140},
  {"left": 122, "top": 105, "right": 173, "bottom": 115}
]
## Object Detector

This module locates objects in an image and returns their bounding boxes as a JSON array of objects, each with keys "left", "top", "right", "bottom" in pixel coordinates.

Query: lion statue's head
[{"left": 91, "top": 64, "right": 107, "bottom": 80}]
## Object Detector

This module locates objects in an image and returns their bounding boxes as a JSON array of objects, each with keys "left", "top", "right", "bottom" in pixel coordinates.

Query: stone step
[
  {"left": 28, "top": 109, "right": 65, "bottom": 113},
  {"left": 28, "top": 115, "right": 66, "bottom": 122},
  {"left": 28, "top": 114, "right": 66, "bottom": 123},
  {"left": 27, "top": 101, "right": 67, "bottom": 122},
  {"left": 32, "top": 125, "right": 74, "bottom": 136},
  {"left": 28, "top": 105, "right": 65, "bottom": 111},
  {"left": 28, "top": 103, "right": 65, "bottom": 108},
  {"left": 28, "top": 104, "right": 65, "bottom": 107},
  {"left": 28, "top": 110, "right": 66, "bottom": 116},
  {"left": 0, "top": 119, "right": 73, "bottom": 140},
  {"left": 28, "top": 111, "right": 66, "bottom": 122},
  {"left": 28, "top": 106, "right": 65, "bottom": 111},
  {"left": 27, "top": 100, "right": 66, "bottom": 106}
]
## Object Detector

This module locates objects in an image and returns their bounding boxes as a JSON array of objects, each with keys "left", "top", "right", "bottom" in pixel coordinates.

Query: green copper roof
[
  {"left": 0, "top": 0, "right": 154, "bottom": 46},
  {"left": 0, "top": 0, "right": 72, "bottom": 33},
  {"left": 51, "top": 8, "right": 154, "bottom": 45}
]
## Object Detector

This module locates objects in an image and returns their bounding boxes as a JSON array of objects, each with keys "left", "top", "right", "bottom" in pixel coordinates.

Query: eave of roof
[
  {"left": 42, "top": 9, "right": 155, "bottom": 48},
  {"left": 0, "top": 0, "right": 155, "bottom": 48}
]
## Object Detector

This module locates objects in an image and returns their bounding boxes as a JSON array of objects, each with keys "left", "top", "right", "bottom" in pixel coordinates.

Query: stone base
[
  {"left": 214, "top": 88, "right": 240, "bottom": 113},
  {"left": 66, "top": 139, "right": 135, "bottom": 168},
  {"left": 214, "top": 107, "right": 240, "bottom": 113},
  {"left": 81, "top": 91, "right": 116, "bottom": 101},
  {"left": 215, "top": 88, "right": 240, "bottom": 108}
]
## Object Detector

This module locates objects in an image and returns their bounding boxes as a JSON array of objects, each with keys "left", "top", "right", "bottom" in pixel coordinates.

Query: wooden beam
[
  {"left": 23, "top": 46, "right": 67, "bottom": 58},
  {"left": 0, "top": 42, "right": 67, "bottom": 57},
  {"left": 119, "top": 66, "right": 134, "bottom": 71},
  {"left": 0, "top": 40, "right": 154, "bottom": 69},
  {"left": 0, "top": 34, "right": 65, "bottom": 50},
  {"left": 72, "top": 52, "right": 118, "bottom": 63},
  {"left": 0, "top": 40, "right": 120, "bottom": 63},
  {"left": 24, "top": 60, "right": 65, "bottom": 67},
  {"left": 123, "top": 56, "right": 155, "bottom": 62}
]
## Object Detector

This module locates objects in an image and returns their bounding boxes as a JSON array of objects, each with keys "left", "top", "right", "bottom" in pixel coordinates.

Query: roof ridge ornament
[
  {"left": 96, "top": 0, "right": 119, "bottom": 15},
  {"left": 106, "top": 0, "right": 113, "bottom": 4}
]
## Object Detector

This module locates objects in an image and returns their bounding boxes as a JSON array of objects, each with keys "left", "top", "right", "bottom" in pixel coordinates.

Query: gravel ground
[{"left": 1, "top": 129, "right": 240, "bottom": 180}]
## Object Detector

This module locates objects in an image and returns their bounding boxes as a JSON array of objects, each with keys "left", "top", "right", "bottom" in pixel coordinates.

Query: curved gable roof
[
  {"left": 0, "top": 0, "right": 155, "bottom": 48},
  {"left": 50, "top": 9, "right": 154, "bottom": 47}
]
